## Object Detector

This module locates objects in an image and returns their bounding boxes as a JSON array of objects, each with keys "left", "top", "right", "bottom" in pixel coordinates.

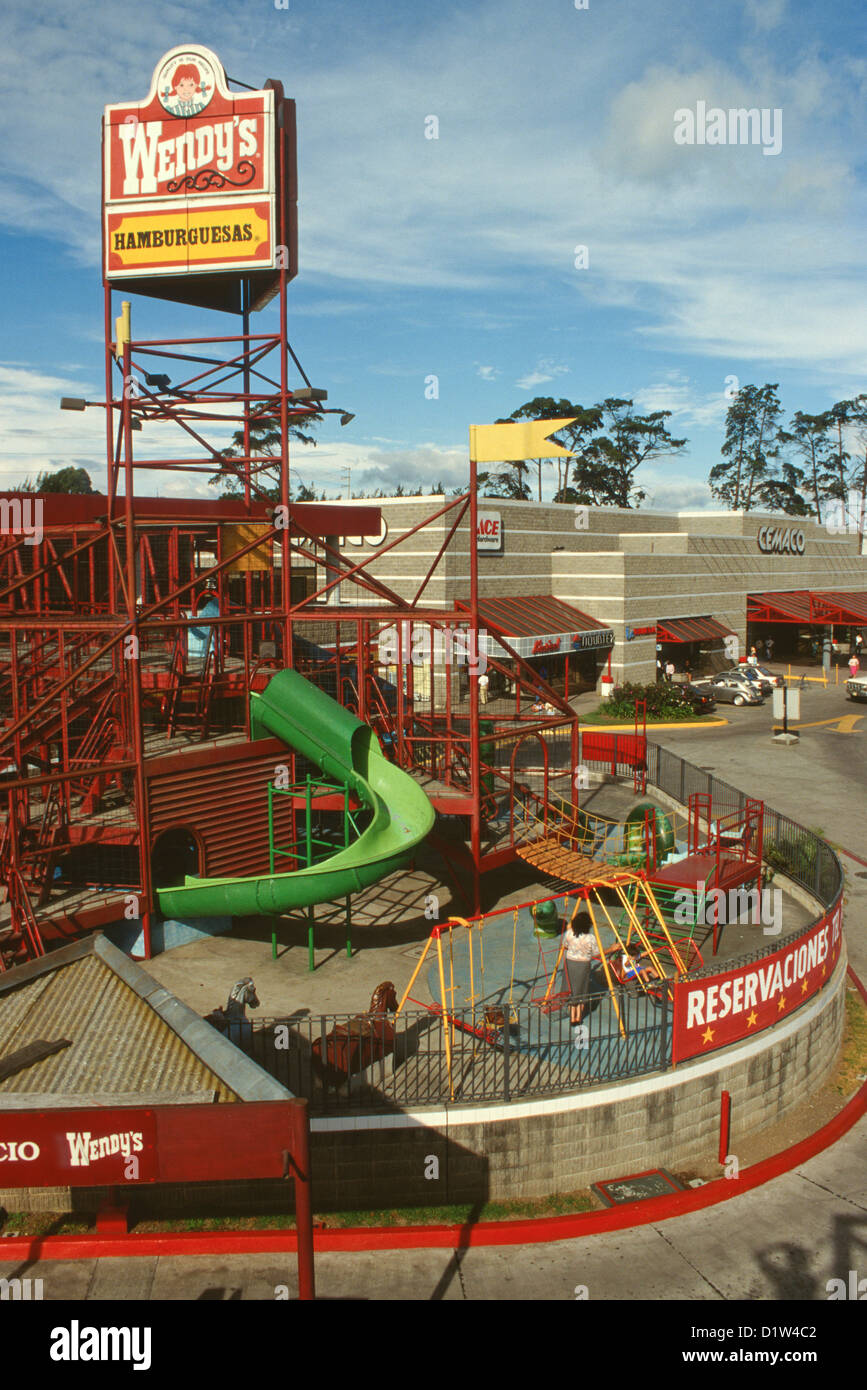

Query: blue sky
[{"left": 0, "top": 0, "right": 865, "bottom": 506}]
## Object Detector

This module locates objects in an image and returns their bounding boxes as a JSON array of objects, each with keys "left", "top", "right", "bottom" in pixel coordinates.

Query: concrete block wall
[{"left": 306, "top": 950, "right": 846, "bottom": 1209}]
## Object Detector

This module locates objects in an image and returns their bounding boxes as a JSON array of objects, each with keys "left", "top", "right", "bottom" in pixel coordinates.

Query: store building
[{"left": 320, "top": 499, "right": 867, "bottom": 689}]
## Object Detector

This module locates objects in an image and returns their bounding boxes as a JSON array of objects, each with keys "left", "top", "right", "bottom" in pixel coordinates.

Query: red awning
[
  {"left": 656, "top": 616, "right": 735, "bottom": 644},
  {"left": 455, "top": 595, "right": 613, "bottom": 659},
  {"left": 747, "top": 591, "right": 812, "bottom": 623},
  {"left": 748, "top": 590, "right": 867, "bottom": 625},
  {"left": 809, "top": 591, "right": 867, "bottom": 624}
]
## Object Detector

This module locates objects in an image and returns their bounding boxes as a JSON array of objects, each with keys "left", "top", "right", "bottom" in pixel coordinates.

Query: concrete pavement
[{"left": 2, "top": 1109, "right": 864, "bottom": 1300}]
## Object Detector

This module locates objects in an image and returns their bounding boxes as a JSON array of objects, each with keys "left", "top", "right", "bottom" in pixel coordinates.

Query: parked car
[
  {"left": 749, "top": 663, "right": 784, "bottom": 687},
  {"left": 692, "top": 674, "right": 764, "bottom": 706},
  {"left": 846, "top": 674, "right": 867, "bottom": 703},
  {"left": 724, "top": 665, "right": 775, "bottom": 696},
  {"left": 677, "top": 683, "right": 717, "bottom": 714}
]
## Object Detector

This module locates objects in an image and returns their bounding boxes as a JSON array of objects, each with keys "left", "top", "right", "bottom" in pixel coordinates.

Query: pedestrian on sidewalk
[{"left": 849, "top": 654, "right": 860, "bottom": 680}]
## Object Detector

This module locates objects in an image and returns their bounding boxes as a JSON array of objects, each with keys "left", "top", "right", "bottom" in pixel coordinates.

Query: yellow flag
[{"left": 469, "top": 418, "right": 579, "bottom": 463}]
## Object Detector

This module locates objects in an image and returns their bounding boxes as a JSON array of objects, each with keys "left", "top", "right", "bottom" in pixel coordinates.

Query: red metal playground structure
[{"left": 0, "top": 46, "right": 765, "bottom": 973}]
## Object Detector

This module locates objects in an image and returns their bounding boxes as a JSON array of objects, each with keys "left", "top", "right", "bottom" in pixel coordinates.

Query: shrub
[{"left": 602, "top": 681, "right": 696, "bottom": 721}]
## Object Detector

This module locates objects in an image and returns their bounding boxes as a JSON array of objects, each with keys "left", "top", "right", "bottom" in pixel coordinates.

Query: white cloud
[
  {"left": 640, "top": 470, "right": 717, "bottom": 510},
  {"left": 515, "top": 360, "right": 570, "bottom": 391},
  {"left": 0, "top": 1, "right": 865, "bottom": 402},
  {"left": 476, "top": 365, "right": 499, "bottom": 381},
  {"left": 744, "top": 0, "right": 788, "bottom": 32},
  {"left": 632, "top": 371, "right": 729, "bottom": 429}
]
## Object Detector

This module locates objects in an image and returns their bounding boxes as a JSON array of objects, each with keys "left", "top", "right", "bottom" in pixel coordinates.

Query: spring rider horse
[
  {"left": 205, "top": 977, "right": 260, "bottom": 1044},
  {"left": 312, "top": 981, "right": 398, "bottom": 1085}
]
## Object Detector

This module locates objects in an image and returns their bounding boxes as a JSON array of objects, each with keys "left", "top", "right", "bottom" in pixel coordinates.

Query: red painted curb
[{"left": 2, "top": 971, "right": 864, "bottom": 1262}]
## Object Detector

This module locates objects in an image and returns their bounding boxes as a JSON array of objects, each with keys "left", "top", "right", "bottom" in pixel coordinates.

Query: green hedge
[{"left": 602, "top": 681, "right": 699, "bottom": 721}]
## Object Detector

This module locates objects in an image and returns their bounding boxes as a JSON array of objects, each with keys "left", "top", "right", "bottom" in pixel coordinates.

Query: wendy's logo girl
[{"left": 158, "top": 57, "right": 214, "bottom": 117}]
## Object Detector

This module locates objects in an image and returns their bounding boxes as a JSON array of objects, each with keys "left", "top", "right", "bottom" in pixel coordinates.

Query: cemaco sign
[
  {"left": 103, "top": 44, "right": 276, "bottom": 279},
  {"left": 757, "top": 525, "right": 806, "bottom": 555}
]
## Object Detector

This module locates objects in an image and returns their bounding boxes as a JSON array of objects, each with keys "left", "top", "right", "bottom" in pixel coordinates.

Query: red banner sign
[
  {"left": 672, "top": 899, "right": 843, "bottom": 1063},
  {"left": 0, "top": 1101, "right": 306, "bottom": 1188}
]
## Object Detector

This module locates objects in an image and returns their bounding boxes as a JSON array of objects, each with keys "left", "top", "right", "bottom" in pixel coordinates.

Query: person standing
[
  {"left": 563, "top": 914, "right": 600, "bottom": 1031},
  {"left": 856, "top": 632, "right": 864, "bottom": 660},
  {"left": 664, "top": 660, "right": 675, "bottom": 683},
  {"left": 765, "top": 635, "right": 774, "bottom": 662},
  {"left": 849, "top": 654, "right": 861, "bottom": 680},
  {"left": 478, "top": 672, "right": 489, "bottom": 705}
]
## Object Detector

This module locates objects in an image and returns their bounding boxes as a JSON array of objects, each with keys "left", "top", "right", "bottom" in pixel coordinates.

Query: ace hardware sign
[{"left": 103, "top": 44, "right": 289, "bottom": 284}]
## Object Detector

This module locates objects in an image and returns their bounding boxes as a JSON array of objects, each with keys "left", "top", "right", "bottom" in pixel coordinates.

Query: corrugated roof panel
[
  {"left": 747, "top": 591, "right": 812, "bottom": 622},
  {"left": 657, "top": 616, "right": 736, "bottom": 643},
  {"left": 811, "top": 591, "right": 867, "bottom": 622},
  {"left": 0, "top": 958, "right": 234, "bottom": 1101}
]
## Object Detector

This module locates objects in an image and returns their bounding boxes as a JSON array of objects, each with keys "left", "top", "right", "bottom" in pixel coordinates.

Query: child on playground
[{"left": 620, "top": 950, "right": 659, "bottom": 983}]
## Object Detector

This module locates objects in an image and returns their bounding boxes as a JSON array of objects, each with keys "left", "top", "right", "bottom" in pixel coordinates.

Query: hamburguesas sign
[{"left": 103, "top": 45, "right": 294, "bottom": 292}]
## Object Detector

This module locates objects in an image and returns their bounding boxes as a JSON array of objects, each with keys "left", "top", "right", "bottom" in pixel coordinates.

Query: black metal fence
[
  {"left": 226, "top": 742, "right": 842, "bottom": 1112},
  {"left": 227, "top": 984, "right": 670, "bottom": 1112}
]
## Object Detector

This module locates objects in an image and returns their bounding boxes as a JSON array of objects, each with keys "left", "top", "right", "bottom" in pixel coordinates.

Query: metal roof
[
  {"left": 747, "top": 591, "right": 814, "bottom": 623},
  {"left": 656, "top": 616, "right": 736, "bottom": 644},
  {"left": 747, "top": 590, "right": 867, "bottom": 624},
  {"left": 809, "top": 591, "right": 867, "bottom": 624},
  {"left": 457, "top": 595, "right": 611, "bottom": 640},
  {"left": 0, "top": 937, "right": 290, "bottom": 1105}
]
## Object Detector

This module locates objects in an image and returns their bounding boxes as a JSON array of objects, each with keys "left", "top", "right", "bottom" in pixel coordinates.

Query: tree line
[
  {"left": 16, "top": 388, "right": 867, "bottom": 537},
  {"left": 477, "top": 389, "right": 867, "bottom": 531}
]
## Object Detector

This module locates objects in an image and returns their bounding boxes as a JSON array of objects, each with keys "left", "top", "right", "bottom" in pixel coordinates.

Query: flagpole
[{"left": 468, "top": 426, "right": 482, "bottom": 916}]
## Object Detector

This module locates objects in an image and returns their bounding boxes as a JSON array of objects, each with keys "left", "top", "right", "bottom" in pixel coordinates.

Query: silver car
[{"left": 694, "top": 674, "right": 765, "bottom": 707}]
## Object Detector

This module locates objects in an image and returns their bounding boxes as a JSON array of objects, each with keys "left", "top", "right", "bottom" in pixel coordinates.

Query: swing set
[{"left": 395, "top": 872, "right": 702, "bottom": 1066}]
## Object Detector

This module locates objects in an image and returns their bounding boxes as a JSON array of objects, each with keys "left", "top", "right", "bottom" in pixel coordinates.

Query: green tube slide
[
  {"left": 619, "top": 801, "right": 675, "bottom": 864},
  {"left": 156, "top": 669, "right": 435, "bottom": 919}
]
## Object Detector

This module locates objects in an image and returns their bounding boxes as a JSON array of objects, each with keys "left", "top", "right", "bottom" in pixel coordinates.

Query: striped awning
[
  {"left": 747, "top": 590, "right": 867, "bottom": 624},
  {"left": 656, "top": 616, "right": 735, "bottom": 644},
  {"left": 456, "top": 595, "right": 613, "bottom": 660},
  {"left": 747, "top": 591, "right": 812, "bottom": 623},
  {"left": 809, "top": 591, "right": 867, "bottom": 624}
]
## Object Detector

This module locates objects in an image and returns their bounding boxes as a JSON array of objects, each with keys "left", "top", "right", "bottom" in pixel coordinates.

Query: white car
[{"left": 846, "top": 674, "right": 867, "bottom": 702}]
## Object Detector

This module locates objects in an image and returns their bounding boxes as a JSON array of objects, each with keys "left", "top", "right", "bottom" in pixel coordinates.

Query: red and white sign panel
[
  {"left": 477, "top": 511, "right": 503, "bottom": 552},
  {"left": 0, "top": 1101, "right": 306, "bottom": 1187},
  {"left": 672, "top": 899, "right": 843, "bottom": 1063},
  {"left": 103, "top": 45, "right": 276, "bottom": 279}
]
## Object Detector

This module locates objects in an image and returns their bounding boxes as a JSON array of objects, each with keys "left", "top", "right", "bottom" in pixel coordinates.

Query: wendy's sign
[
  {"left": 103, "top": 45, "right": 297, "bottom": 310},
  {"left": 671, "top": 898, "right": 843, "bottom": 1063},
  {"left": 0, "top": 1101, "right": 307, "bottom": 1187}
]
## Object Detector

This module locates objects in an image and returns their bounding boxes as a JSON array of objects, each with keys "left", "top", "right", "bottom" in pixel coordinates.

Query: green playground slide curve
[{"left": 155, "top": 668, "right": 435, "bottom": 919}]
